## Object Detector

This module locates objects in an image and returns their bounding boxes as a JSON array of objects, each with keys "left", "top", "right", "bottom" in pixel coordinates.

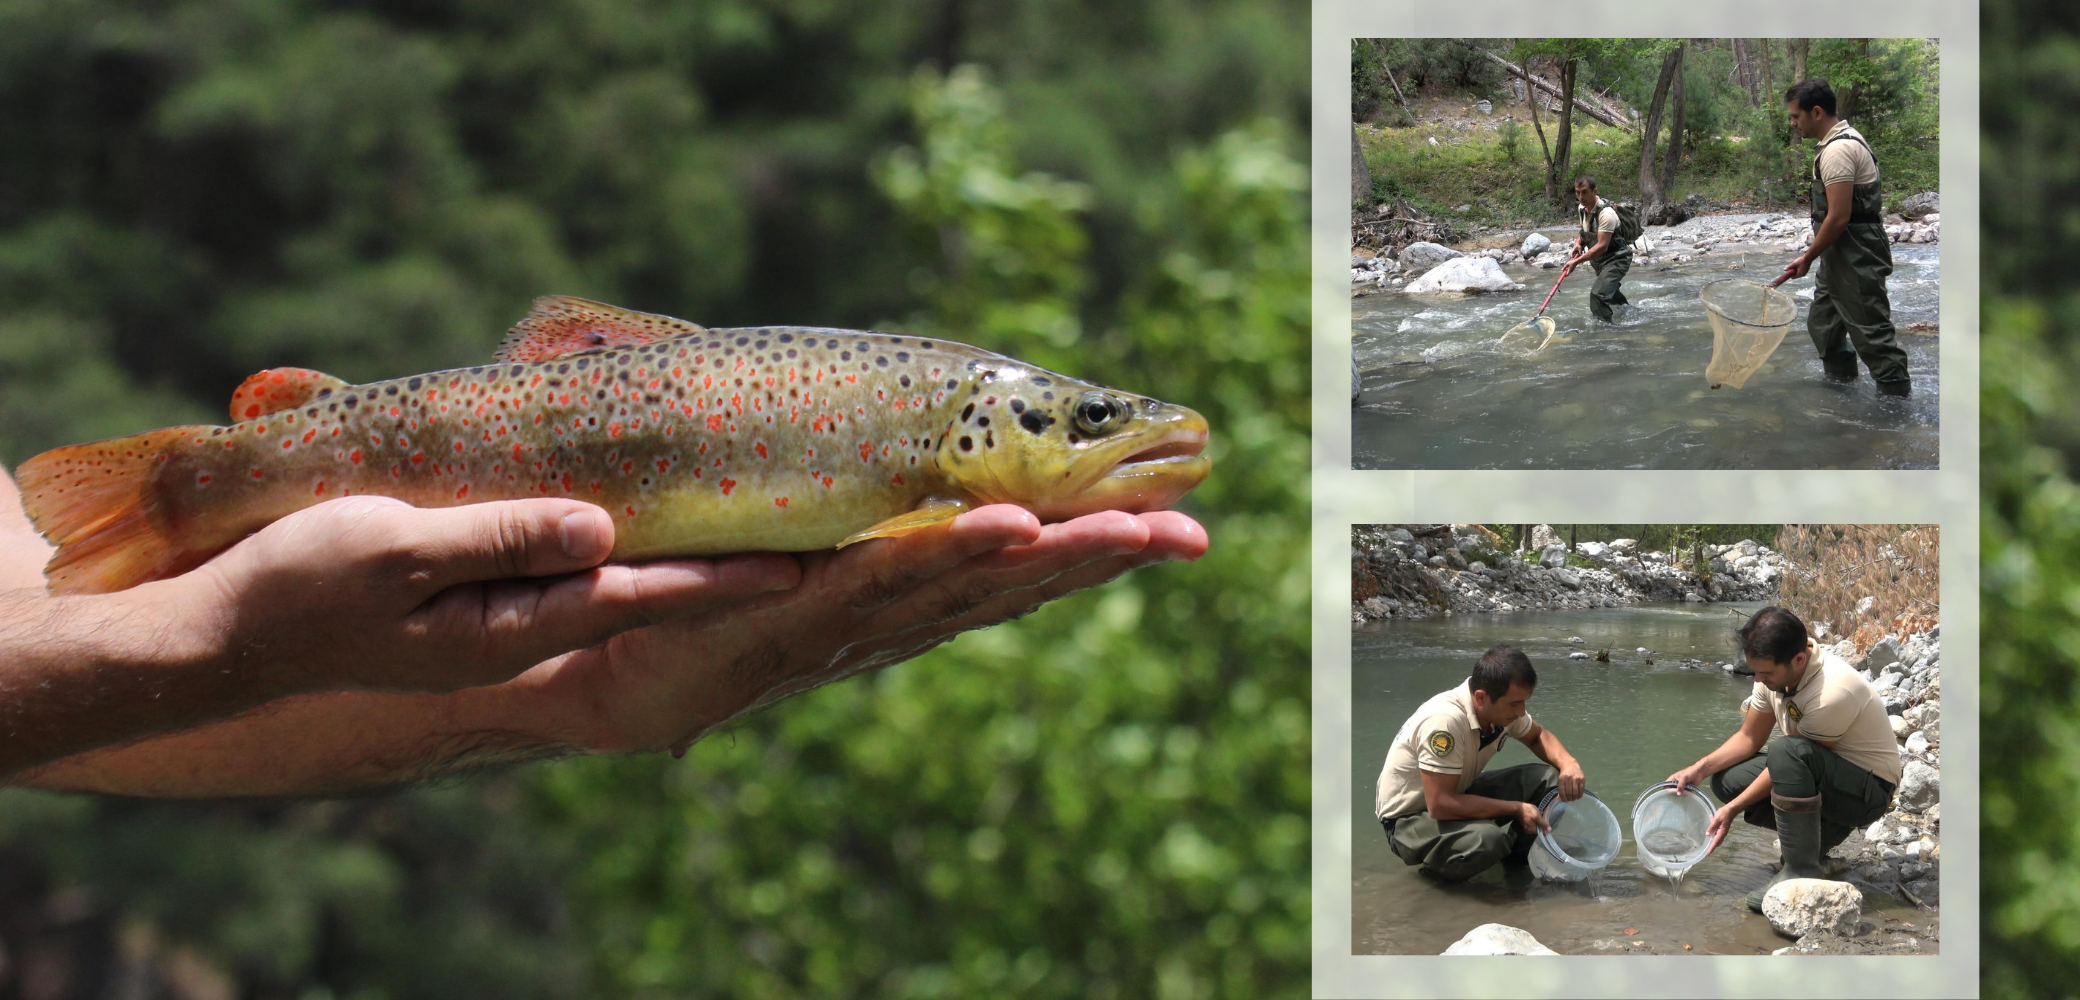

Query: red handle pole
[{"left": 1535, "top": 263, "right": 1575, "bottom": 317}]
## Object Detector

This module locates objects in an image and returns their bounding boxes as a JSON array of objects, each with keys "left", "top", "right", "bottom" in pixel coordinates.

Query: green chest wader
[
  {"left": 1578, "top": 202, "right": 1631, "bottom": 323},
  {"left": 1807, "top": 132, "right": 1910, "bottom": 389}
]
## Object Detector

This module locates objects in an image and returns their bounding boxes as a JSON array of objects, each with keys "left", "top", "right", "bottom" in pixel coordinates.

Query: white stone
[
  {"left": 1897, "top": 760, "right": 1939, "bottom": 813},
  {"left": 1397, "top": 241, "right": 1463, "bottom": 275},
  {"left": 1569, "top": 651, "right": 1590, "bottom": 660},
  {"left": 1403, "top": 256, "right": 1525, "bottom": 295},
  {"left": 1568, "top": 636, "right": 1585, "bottom": 645},
  {"left": 1905, "top": 731, "right": 1929, "bottom": 755},
  {"left": 1441, "top": 923, "right": 1558, "bottom": 956},
  {"left": 1762, "top": 879, "right": 1863, "bottom": 939},
  {"left": 1520, "top": 232, "right": 1551, "bottom": 258},
  {"left": 1890, "top": 715, "right": 1908, "bottom": 738},
  {"left": 1539, "top": 543, "right": 1568, "bottom": 569}
]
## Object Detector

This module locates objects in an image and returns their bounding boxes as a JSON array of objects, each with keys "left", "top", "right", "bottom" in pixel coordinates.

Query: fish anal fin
[
  {"left": 837, "top": 499, "right": 970, "bottom": 549},
  {"left": 230, "top": 368, "right": 350, "bottom": 422},
  {"left": 493, "top": 295, "right": 707, "bottom": 363}
]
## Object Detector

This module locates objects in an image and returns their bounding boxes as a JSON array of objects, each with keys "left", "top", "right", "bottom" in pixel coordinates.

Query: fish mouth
[{"left": 1103, "top": 424, "right": 1210, "bottom": 479}]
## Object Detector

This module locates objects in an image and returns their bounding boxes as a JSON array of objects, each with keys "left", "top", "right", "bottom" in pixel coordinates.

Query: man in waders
[
  {"left": 1666, "top": 607, "right": 1900, "bottom": 911},
  {"left": 1775, "top": 79, "right": 1913, "bottom": 396},
  {"left": 1375, "top": 646, "right": 1589, "bottom": 882},
  {"left": 1565, "top": 175, "right": 1634, "bottom": 323}
]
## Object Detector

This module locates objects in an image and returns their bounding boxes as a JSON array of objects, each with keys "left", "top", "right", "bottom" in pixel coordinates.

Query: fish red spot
[
  {"left": 281, "top": 439, "right": 293, "bottom": 449},
  {"left": 775, "top": 496, "right": 789, "bottom": 508},
  {"left": 245, "top": 404, "right": 261, "bottom": 419},
  {"left": 719, "top": 477, "right": 736, "bottom": 496},
  {"left": 454, "top": 441, "right": 465, "bottom": 453},
  {"left": 250, "top": 468, "right": 264, "bottom": 478},
  {"left": 560, "top": 472, "right": 573, "bottom": 491},
  {"left": 859, "top": 442, "right": 872, "bottom": 462},
  {"left": 821, "top": 476, "right": 834, "bottom": 488},
  {"left": 625, "top": 505, "right": 637, "bottom": 516},
  {"left": 349, "top": 449, "right": 363, "bottom": 464},
  {"left": 891, "top": 474, "right": 905, "bottom": 486},
  {"left": 390, "top": 464, "right": 402, "bottom": 478},
  {"left": 590, "top": 481, "right": 602, "bottom": 493},
  {"left": 706, "top": 414, "right": 725, "bottom": 431},
  {"left": 656, "top": 459, "right": 670, "bottom": 472},
  {"left": 255, "top": 424, "right": 267, "bottom": 434},
  {"left": 411, "top": 452, "right": 425, "bottom": 465},
  {"left": 196, "top": 474, "right": 212, "bottom": 485},
  {"left": 755, "top": 442, "right": 767, "bottom": 459},
  {"left": 315, "top": 481, "right": 327, "bottom": 496},
  {"left": 456, "top": 485, "right": 470, "bottom": 499}
]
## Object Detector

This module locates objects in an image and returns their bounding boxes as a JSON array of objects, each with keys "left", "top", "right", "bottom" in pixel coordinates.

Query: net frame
[{"left": 1700, "top": 278, "right": 1799, "bottom": 389}]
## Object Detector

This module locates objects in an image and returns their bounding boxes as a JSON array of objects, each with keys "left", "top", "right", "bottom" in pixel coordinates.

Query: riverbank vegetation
[
  {"left": 1351, "top": 38, "right": 1940, "bottom": 232},
  {"left": 1775, "top": 524, "right": 1939, "bottom": 648}
]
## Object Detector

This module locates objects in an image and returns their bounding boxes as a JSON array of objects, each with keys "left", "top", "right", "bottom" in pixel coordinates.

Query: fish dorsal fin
[
  {"left": 493, "top": 295, "right": 707, "bottom": 363},
  {"left": 229, "top": 368, "right": 351, "bottom": 422}
]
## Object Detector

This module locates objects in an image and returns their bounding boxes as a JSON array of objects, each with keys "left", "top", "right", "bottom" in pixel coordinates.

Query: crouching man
[
  {"left": 1668, "top": 606, "right": 1900, "bottom": 911},
  {"left": 1373, "top": 645, "right": 1588, "bottom": 882}
]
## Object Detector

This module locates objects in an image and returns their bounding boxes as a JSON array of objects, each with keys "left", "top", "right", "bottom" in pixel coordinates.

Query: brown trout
[{"left": 19, "top": 296, "right": 1210, "bottom": 594}]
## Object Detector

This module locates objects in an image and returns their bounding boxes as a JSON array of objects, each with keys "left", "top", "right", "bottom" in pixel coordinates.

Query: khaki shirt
[
  {"left": 1744, "top": 640, "right": 1901, "bottom": 785},
  {"left": 1816, "top": 121, "right": 1881, "bottom": 187},
  {"left": 1578, "top": 198, "right": 1620, "bottom": 237},
  {"left": 1375, "top": 679, "right": 1537, "bottom": 820}
]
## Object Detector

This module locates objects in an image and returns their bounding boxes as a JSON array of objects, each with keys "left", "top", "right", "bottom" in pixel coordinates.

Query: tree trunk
[
  {"left": 1637, "top": 45, "right": 1682, "bottom": 211},
  {"left": 1657, "top": 44, "right": 1685, "bottom": 198},
  {"left": 1552, "top": 58, "right": 1577, "bottom": 205},
  {"left": 1382, "top": 64, "right": 1413, "bottom": 125},
  {"left": 1733, "top": 39, "right": 1759, "bottom": 106},
  {"left": 1791, "top": 38, "right": 1808, "bottom": 85},
  {"left": 1356, "top": 122, "right": 1372, "bottom": 202},
  {"left": 1521, "top": 58, "right": 1556, "bottom": 204},
  {"left": 1482, "top": 51, "right": 1627, "bottom": 128},
  {"left": 1759, "top": 38, "right": 1775, "bottom": 105},
  {"left": 1839, "top": 38, "right": 1869, "bottom": 120}
]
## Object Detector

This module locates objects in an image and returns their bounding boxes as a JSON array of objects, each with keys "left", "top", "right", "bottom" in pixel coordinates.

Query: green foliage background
[
  {"left": 1351, "top": 38, "right": 1939, "bottom": 226},
  {"left": 0, "top": 2, "right": 1308, "bottom": 997},
  {"left": 1984, "top": 3, "right": 2080, "bottom": 996}
]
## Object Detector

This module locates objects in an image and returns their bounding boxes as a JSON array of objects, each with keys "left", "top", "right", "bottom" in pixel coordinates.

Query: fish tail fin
[{"left": 16, "top": 426, "right": 215, "bottom": 594}]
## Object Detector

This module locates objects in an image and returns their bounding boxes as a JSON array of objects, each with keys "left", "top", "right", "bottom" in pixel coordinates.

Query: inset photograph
[
  {"left": 1349, "top": 40, "right": 1940, "bottom": 469},
  {"left": 1350, "top": 524, "right": 1940, "bottom": 955}
]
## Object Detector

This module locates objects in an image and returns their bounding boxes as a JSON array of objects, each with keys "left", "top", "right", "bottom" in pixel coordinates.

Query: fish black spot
[
  {"left": 383, "top": 386, "right": 397, "bottom": 397},
  {"left": 876, "top": 356, "right": 888, "bottom": 367},
  {"left": 558, "top": 364, "right": 570, "bottom": 374},
  {"left": 961, "top": 403, "right": 974, "bottom": 421},
  {"left": 1009, "top": 399, "right": 1025, "bottom": 414},
  {"left": 510, "top": 366, "right": 524, "bottom": 376},
  {"left": 779, "top": 333, "right": 793, "bottom": 343},
  {"left": 787, "top": 349, "right": 798, "bottom": 359},
  {"left": 1042, "top": 391, "right": 1054, "bottom": 401},
  {"left": 985, "top": 430, "right": 994, "bottom": 448},
  {"left": 1019, "top": 411, "right": 1051, "bottom": 434},
  {"left": 1033, "top": 377, "right": 1052, "bottom": 386},
  {"left": 959, "top": 436, "right": 973, "bottom": 452},
  {"left": 896, "top": 351, "right": 910, "bottom": 362},
  {"left": 316, "top": 388, "right": 333, "bottom": 399},
  {"left": 977, "top": 416, "right": 989, "bottom": 428},
  {"left": 576, "top": 359, "right": 590, "bottom": 369},
  {"left": 1067, "top": 433, "right": 1080, "bottom": 444},
  {"left": 856, "top": 341, "right": 870, "bottom": 352},
  {"left": 921, "top": 341, "right": 933, "bottom": 349},
  {"left": 344, "top": 397, "right": 359, "bottom": 408},
  {"left": 841, "top": 351, "right": 852, "bottom": 361},
  {"left": 967, "top": 360, "right": 984, "bottom": 371},
  {"left": 736, "top": 336, "right": 749, "bottom": 346},
  {"left": 899, "top": 375, "right": 911, "bottom": 388},
  {"left": 922, "top": 437, "right": 931, "bottom": 447},
  {"left": 408, "top": 377, "right": 422, "bottom": 391},
  {"left": 946, "top": 379, "right": 958, "bottom": 390},
  {"left": 707, "top": 340, "right": 721, "bottom": 350},
  {"left": 755, "top": 340, "right": 767, "bottom": 350},
  {"left": 597, "top": 390, "right": 607, "bottom": 399},
  {"left": 327, "top": 404, "right": 338, "bottom": 412}
]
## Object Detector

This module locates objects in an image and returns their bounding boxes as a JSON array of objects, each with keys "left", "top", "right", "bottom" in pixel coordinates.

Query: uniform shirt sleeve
[
  {"left": 1414, "top": 713, "right": 1467, "bottom": 774},
  {"left": 1792, "top": 678, "right": 1854, "bottom": 741},
  {"left": 1596, "top": 206, "right": 1620, "bottom": 233},
  {"left": 1743, "top": 682, "right": 1773, "bottom": 715},
  {"left": 1505, "top": 712, "right": 1537, "bottom": 741},
  {"left": 1818, "top": 140, "right": 1866, "bottom": 188}
]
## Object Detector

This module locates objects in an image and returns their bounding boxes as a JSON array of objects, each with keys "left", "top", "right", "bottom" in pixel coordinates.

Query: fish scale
[{"left": 18, "top": 297, "right": 1210, "bottom": 593}]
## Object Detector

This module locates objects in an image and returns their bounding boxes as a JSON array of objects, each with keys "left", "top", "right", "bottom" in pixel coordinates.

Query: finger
[
  {"left": 815, "top": 504, "right": 1042, "bottom": 612},
  {"left": 412, "top": 553, "right": 802, "bottom": 686},
  {"left": 394, "top": 499, "right": 622, "bottom": 593}
]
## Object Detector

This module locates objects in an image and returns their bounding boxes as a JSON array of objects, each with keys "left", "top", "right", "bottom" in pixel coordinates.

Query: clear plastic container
[
  {"left": 1632, "top": 780, "right": 1716, "bottom": 879},
  {"left": 1527, "top": 788, "right": 1621, "bottom": 882}
]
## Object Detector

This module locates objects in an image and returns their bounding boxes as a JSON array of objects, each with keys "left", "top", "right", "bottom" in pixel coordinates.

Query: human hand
[
  {"left": 1774, "top": 255, "right": 1810, "bottom": 285},
  {"left": 141, "top": 496, "right": 800, "bottom": 698},
  {"left": 515, "top": 505, "right": 1208, "bottom": 755},
  {"left": 1516, "top": 801, "right": 1551, "bottom": 835},
  {"left": 1705, "top": 803, "right": 1736, "bottom": 855},
  {"left": 1556, "top": 761, "right": 1586, "bottom": 801},
  {"left": 1667, "top": 764, "right": 1707, "bottom": 794}
]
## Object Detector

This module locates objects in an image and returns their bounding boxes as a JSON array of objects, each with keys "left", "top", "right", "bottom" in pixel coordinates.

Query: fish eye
[{"left": 1072, "top": 392, "right": 1126, "bottom": 435}]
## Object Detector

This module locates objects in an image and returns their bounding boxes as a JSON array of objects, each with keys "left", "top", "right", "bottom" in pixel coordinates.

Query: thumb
[{"left": 401, "top": 499, "right": 617, "bottom": 593}]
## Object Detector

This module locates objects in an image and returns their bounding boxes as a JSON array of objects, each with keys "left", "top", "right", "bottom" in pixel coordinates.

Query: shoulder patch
[
  {"left": 1786, "top": 699, "right": 1804, "bottom": 722},
  {"left": 1426, "top": 729, "right": 1456, "bottom": 758}
]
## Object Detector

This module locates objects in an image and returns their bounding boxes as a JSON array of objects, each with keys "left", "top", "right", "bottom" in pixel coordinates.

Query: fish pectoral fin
[
  {"left": 836, "top": 499, "right": 971, "bottom": 549},
  {"left": 493, "top": 295, "right": 708, "bottom": 363},
  {"left": 229, "top": 368, "right": 352, "bottom": 422}
]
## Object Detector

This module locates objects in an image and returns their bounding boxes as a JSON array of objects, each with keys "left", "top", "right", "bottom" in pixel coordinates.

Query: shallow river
[
  {"left": 1350, "top": 603, "right": 1911, "bottom": 955},
  {"left": 1351, "top": 243, "right": 1939, "bottom": 469}
]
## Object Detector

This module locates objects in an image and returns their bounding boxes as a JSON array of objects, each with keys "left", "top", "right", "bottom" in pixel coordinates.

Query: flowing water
[
  {"left": 1350, "top": 602, "right": 1912, "bottom": 955},
  {"left": 1351, "top": 241, "right": 1940, "bottom": 469}
]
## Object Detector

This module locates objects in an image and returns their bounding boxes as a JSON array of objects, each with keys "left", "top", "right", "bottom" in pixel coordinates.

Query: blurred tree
[{"left": 0, "top": 2, "right": 1308, "bottom": 998}]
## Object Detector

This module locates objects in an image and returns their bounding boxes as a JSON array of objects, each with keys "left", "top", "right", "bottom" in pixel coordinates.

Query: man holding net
[
  {"left": 1374, "top": 646, "right": 1588, "bottom": 882},
  {"left": 1665, "top": 607, "right": 1900, "bottom": 913},
  {"left": 1565, "top": 176, "right": 1635, "bottom": 324},
  {"left": 1774, "top": 79, "right": 1913, "bottom": 397}
]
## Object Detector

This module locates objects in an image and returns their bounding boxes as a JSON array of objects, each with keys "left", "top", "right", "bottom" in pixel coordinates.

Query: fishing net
[
  {"left": 1498, "top": 314, "right": 1559, "bottom": 353},
  {"left": 1700, "top": 278, "right": 1798, "bottom": 389}
]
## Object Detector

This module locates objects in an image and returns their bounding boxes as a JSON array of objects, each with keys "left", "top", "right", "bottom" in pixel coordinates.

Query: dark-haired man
[
  {"left": 1565, "top": 175, "right": 1630, "bottom": 323},
  {"left": 1667, "top": 606, "right": 1900, "bottom": 911},
  {"left": 1775, "top": 79, "right": 1912, "bottom": 396},
  {"left": 1374, "top": 645, "right": 1588, "bottom": 882}
]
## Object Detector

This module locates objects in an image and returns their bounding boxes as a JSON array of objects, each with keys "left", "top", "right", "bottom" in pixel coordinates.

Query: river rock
[
  {"left": 1858, "top": 636, "right": 1904, "bottom": 674},
  {"left": 1763, "top": 879, "right": 1863, "bottom": 939},
  {"left": 1552, "top": 568, "right": 1581, "bottom": 589},
  {"left": 1397, "top": 241, "right": 1464, "bottom": 275},
  {"left": 1897, "top": 760, "right": 1939, "bottom": 813},
  {"left": 1568, "top": 636, "right": 1584, "bottom": 644},
  {"left": 1475, "top": 99, "right": 1493, "bottom": 115},
  {"left": 1569, "top": 651, "right": 1590, "bottom": 660},
  {"left": 1890, "top": 715, "right": 1908, "bottom": 738},
  {"left": 1441, "top": 923, "right": 1558, "bottom": 956},
  {"left": 1902, "top": 192, "right": 1940, "bottom": 220},
  {"left": 1905, "top": 731, "right": 1929, "bottom": 755},
  {"left": 1530, "top": 524, "right": 1561, "bottom": 549},
  {"left": 1520, "top": 232, "right": 1551, "bottom": 258},
  {"left": 1404, "top": 256, "right": 1524, "bottom": 295},
  {"left": 1539, "top": 543, "right": 1568, "bottom": 569},
  {"left": 1903, "top": 702, "right": 1939, "bottom": 741},
  {"left": 1903, "top": 878, "right": 1939, "bottom": 907}
]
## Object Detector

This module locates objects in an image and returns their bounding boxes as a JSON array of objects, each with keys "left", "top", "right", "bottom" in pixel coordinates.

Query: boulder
[
  {"left": 1609, "top": 538, "right": 1638, "bottom": 554},
  {"left": 1520, "top": 232, "right": 1551, "bottom": 258},
  {"left": 1387, "top": 528, "right": 1414, "bottom": 544},
  {"left": 1539, "top": 543, "right": 1568, "bottom": 569},
  {"left": 1577, "top": 541, "right": 1608, "bottom": 560},
  {"left": 1530, "top": 524, "right": 1561, "bottom": 549},
  {"left": 1903, "top": 702, "right": 1939, "bottom": 741},
  {"left": 1905, "top": 731, "right": 1929, "bottom": 755},
  {"left": 1403, "top": 256, "right": 1525, "bottom": 295},
  {"left": 1645, "top": 201, "right": 1693, "bottom": 226},
  {"left": 1475, "top": 99, "right": 1493, "bottom": 115},
  {"left": 1397, "top": 241, "right": 1463, "bottom": 275},
  {"left": 1859, "top": 636, "right": 1904, "bottom": 674},
  {"left": 1552, "top": 567, "right": 1581, "bottom": 589},
  {"left": 1569, "top": 651, "right": 1590, "bottom": 660},
  {"left": 1901, "top": 192, "right": 1940, "bottom": 220},
  {"left": 1441, "top": 923, "right": 1558, "bottom": 956},
  {"left": 1897, "top": 760, "right": 1939, "bottom": 813},
  {"left": 1762, "top": 879, "right": 1863, "bottom": 939},
  {"left": 1903, "top": 878, "right": 1939, "bottom": 907}
]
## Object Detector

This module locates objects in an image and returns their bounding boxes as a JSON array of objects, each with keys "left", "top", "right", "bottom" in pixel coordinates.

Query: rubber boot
[
  {"left": 1876, "top": 378, "right": 1912, "bottom": 397},
  {"left": 1747, "top": 793, "right": 1825, "bottom": 913}
]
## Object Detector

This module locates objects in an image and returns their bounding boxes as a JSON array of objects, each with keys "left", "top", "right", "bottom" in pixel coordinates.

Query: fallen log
[{"left": 1484, "top": 52, "right": 1628, "bottom": 129}]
